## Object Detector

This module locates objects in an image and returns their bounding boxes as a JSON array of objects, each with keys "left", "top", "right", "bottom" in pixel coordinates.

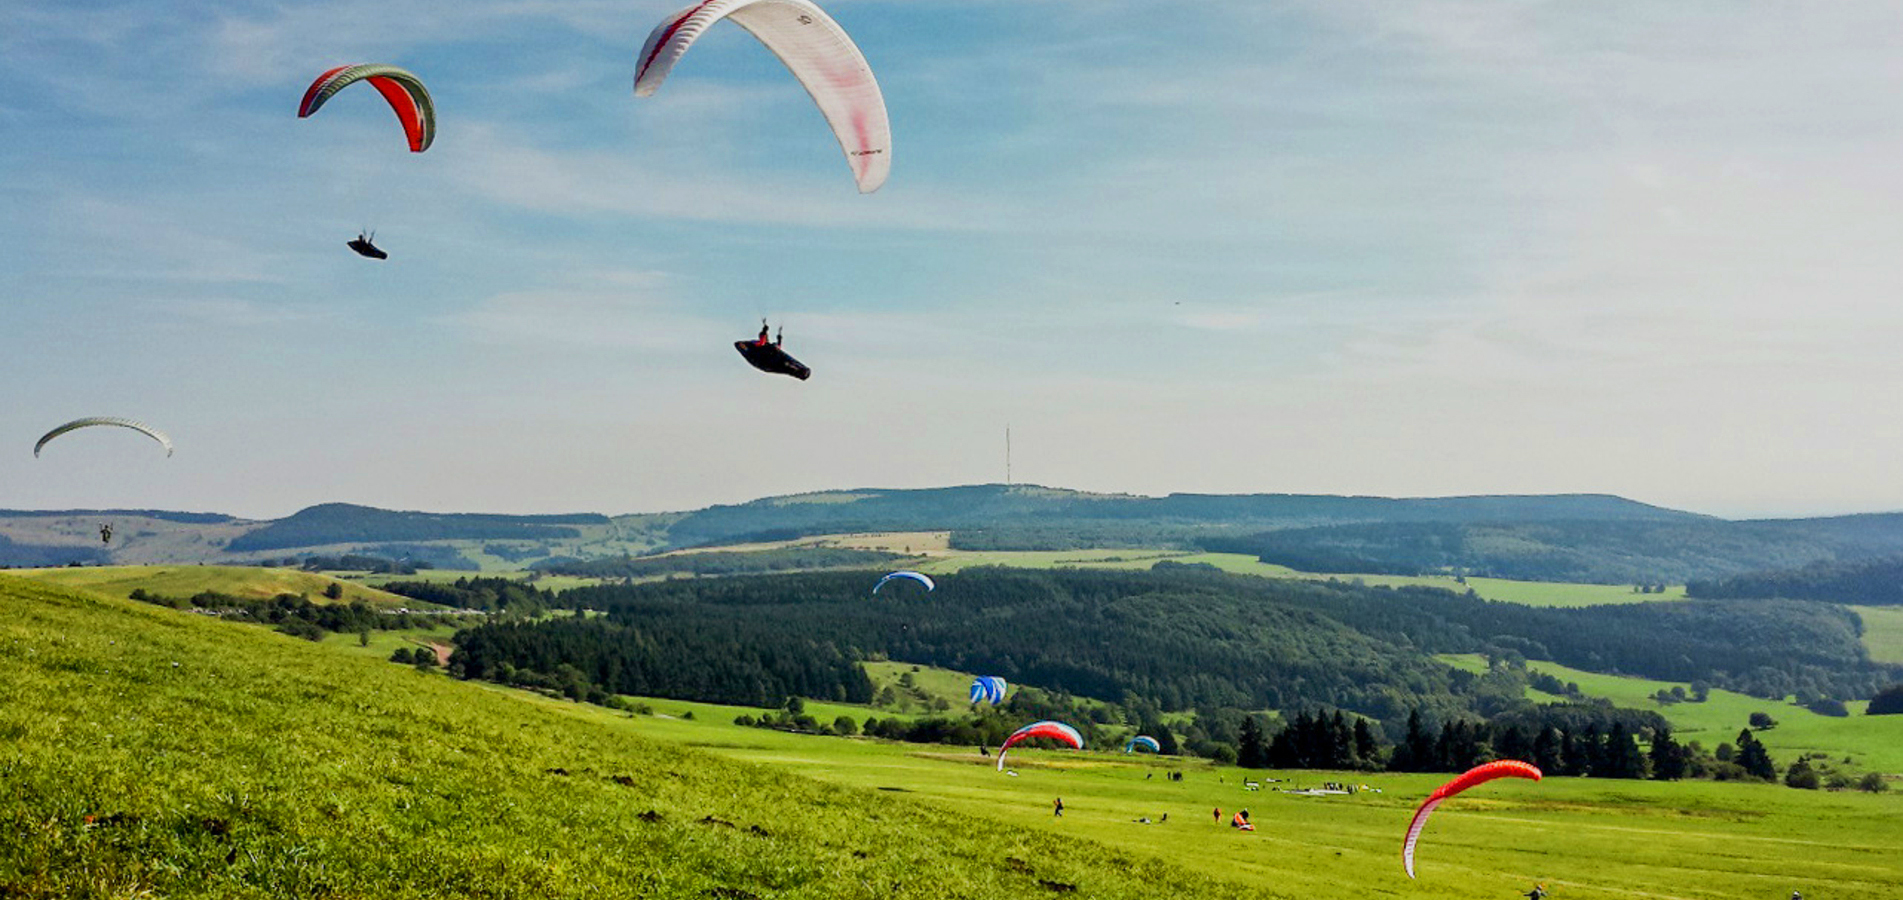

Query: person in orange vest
[{"left": 1231, "top": 809, "right": 1255, "bottom": 831}]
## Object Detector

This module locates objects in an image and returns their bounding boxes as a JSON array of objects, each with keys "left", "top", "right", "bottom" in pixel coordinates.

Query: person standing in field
[
  {"left": 1212, "top": 806, "right": 1221, "bottom": 823},
  {"left": 1053, "top": 797, "right": 1063, "bottom": 817}
]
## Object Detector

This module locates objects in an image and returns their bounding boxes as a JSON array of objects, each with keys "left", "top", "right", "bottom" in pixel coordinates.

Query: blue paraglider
[{"left": 872, "top": 571, "right": 935, "bottom": 595}]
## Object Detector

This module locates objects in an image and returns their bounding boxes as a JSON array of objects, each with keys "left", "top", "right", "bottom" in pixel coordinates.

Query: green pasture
[
  {"left": 532, "top": 686, "right": 1903, "bottom": 900},
  {"left": 4, "top": 564, "right": 412, "bottom": 607},
  {"left": 1440, "top": 655, "right": 1903, "bottom": 773},
  {"left": 0, "top": 578, "right": 1217, "bottom": 899},
  {"left": 1851, "top": 605, "right": 1903, "bottom": 665}
]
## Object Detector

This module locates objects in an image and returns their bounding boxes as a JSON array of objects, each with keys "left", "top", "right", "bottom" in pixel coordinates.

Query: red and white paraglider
[
  {"left": 634, "top": 0, "right": 891, "bottom": 193},
  {"left": 996, "top": 720, "right": 1083, "bottom": 771},
  {"left": 1403, "top": 760, "right": 1543, "bottom": 878}
]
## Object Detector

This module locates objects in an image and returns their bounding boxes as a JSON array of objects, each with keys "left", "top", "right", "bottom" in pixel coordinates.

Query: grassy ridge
[
  {"left": 8, "top": 564, "right": 413, "bottom": 606},
  {"left": 0, "top": 578, "right": 1222, "bottom": 899}
]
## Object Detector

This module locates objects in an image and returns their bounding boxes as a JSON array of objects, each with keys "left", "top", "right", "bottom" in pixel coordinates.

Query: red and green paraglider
[{"left": 1402, "top": 760, "right": 1542, "bottom": 878}]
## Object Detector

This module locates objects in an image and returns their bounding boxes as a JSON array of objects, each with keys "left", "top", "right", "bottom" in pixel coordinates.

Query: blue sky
[{"left": 5, "top": 1, "right": 1903, "bottom": 519}]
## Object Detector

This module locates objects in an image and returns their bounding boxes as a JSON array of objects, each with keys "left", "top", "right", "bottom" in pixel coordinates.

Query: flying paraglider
[
  {"left": 1402, "top": 760, "right": 1542, "bottom": 878},
  {"left": 99, "top": 523, "right": 113, "bottom": 545},
  {"left": 634, "top": 0, "right": 891, "bottom": 193},
  {"left": 969, "top": 675, "right": 1007, "bottom": 705},
  {"left": 1124, "top": 735, "right": 1161, "bottom": 754},
  {"left": 736, "top": 321, "right": 811, "bottom": 380},
  {"left": 34, "top": 417, "right": 173, "bottom": 458},
  {"left": 347, "top": 231, "right": 387, "bottom": 259},
  {"left": 872, "top": 570, "right": 934, "bottom": 595},
  {"left": 996, "top": 720, "right": 1083, "bottom": 771},
  {"left": 299, "top": 64, "right": 436, "bottom": 152}
]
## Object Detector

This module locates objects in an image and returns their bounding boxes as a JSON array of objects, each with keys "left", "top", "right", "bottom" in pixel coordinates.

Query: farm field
[
  {"left": 1439, "top": 654, "right": 1903, "bottom": 774},
  {"left": 1851, "top": 605, "right": 1903, "bottom": 665},
  {"left": 4, "top": 564, "right": 412, "bottom": 606}
]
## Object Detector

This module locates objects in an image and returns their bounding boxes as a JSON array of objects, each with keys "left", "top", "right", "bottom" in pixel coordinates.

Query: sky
[{"left": 4, "top": 0, "right": 1903, "bottom": 521}]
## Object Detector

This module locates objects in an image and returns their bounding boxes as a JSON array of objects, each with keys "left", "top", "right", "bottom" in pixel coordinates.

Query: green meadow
[
  {"left": 1440, "top": 654, "right": 1903, "bottom": 773},
  {"left": 1852, "top": 605, "right": 1903, "bottom": 665},
  {"left": 9, "top": 564, "right": 411, "bottom": 606},
  {"left": 6, "top": 573, "right": 1899, "bottom": 899}
]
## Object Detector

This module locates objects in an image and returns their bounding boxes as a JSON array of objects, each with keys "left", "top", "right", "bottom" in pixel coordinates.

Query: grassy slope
[
  {"left": 7, "top": 565, "right": 413, "bottom": 606},
  {"left": 1851, "top": 605, "right": 1903, "bottom": 664},
  {"left": 1440, "top": 654, "right": 1903, "bottom": 773},
  {"left": 557, "top": 692, "right": 1903, "bottom": 900},
  {"left": 0, "top": 578, "right": 1222, "bottom": 899}
]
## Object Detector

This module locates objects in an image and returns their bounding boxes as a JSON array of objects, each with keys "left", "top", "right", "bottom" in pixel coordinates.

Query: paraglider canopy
[
  {"left": 1124, "top": 735, "right": 1161, "bottom": 754},
  {"left": 34, "top": 417, "right": 173, "bottom": 458},
  {"left": 634, "top": 0, "right": 891, "bottom": 193},
  {"left": 872, "top": 571, "right": 934, "bottom": 595},
  {"left": 969, "top": 675, "right": 1007, "bottom": 705},
  {"left": 299, "top": 64, "right": 436, "bottom": 152},
  {"left": 1403, "top": 760, "right": 1542, "bottom": 878},
  {"left": 996, "top": 720, "right": 1083, "bottom": 771}
]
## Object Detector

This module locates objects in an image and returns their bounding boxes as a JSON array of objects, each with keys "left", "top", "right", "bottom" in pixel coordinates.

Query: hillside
[
  {"left": 7, "top": 565, "right": 414, "bottom": 607},
  {"left": 0, "top": 577, "right": 1221, "bottom": 899}
]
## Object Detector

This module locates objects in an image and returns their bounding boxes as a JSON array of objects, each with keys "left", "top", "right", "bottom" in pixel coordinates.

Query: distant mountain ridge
[{"left": 3, "top": 484, "right": 1900, "bottom": 582}]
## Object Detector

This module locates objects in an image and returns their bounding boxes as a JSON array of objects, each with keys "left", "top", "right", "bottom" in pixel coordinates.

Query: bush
[
  {"left": 1869, "top": 684, "right": 1903, "bottom": 716},
  {"left": 1784, "top": 759, "right": 1820, "bottom": 790},
  {"left": 389, "top": 648, "right": 415, "bottom": 664},
  {"left": 833, "top": 715, "right": 859, "bottom": 736},
  {"left": 1804, "top": 697, "right": 1849, "bottom": 717},
  {"left": 1858, "top": 772, "right": 1889, "bottom": 793},
  {"left": 1748, "top": 711, "right": 1777, "bottom": 730}
]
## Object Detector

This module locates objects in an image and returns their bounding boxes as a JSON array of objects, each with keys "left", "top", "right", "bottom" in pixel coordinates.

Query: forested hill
[
  {"left": 223, "top": 503, "right": 609, "bottom": 552},
  {"left": 1688, "top": 555, "right": 1903, "bottom": 605},
  {"left": 1204, "top": 516, "right": 1903, "bottom": 585},
  {"left": 658, "top": 485, "right": 1698, "bottom": 549}
]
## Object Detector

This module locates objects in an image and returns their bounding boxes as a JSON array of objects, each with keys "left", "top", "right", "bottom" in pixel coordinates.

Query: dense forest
[
  {"left": 451, "top": 568, "right": 1899, "bottom": 746},
  {"left": 534, "top": 547, "right": 906, "bottom": 579},
  {"left": 1688, "top": 555, "right": 1903, "bottom": 605}
]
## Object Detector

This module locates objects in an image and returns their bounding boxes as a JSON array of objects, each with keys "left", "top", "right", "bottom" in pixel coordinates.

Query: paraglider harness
[
  {"left": 735, "top": 319, "right": 811, "bottom": 380},
  {"left": 347, "top": 231, "right": 388, "bottom": 260}
]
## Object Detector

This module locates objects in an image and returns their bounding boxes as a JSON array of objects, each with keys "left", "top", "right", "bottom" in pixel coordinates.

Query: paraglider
[
  {"left": 1124, "top": 735, "right": 1161, "bottom": 754},
  {"left": 298, "top": 64, "right": 436, "bottom": 152},
  {"left": 98, "top": 523, "right": 113, "bottom": 545},
  {"left": 1402, "top": 760, "right": 1542, "bottom": 878},
  {"left": 634, "top": 0, "right": 891, "bottom": 193},
  {"left": 34, "top": 417, "right": 173, "bottom": 458},
  {"left": 347, "top": 231, "right": 387, "bottom": 259},
  {"left": 735, "top": 321, "right": 811, "bottom": 380},
  {"left": 872, "top": 570, "right": 934, "bottom": 595},
  {"left": 969, "top": 675, "right": 1007, "bottom": 705},
  {"left": 996, "top": 720, "right": 1083, "bottom": 771}
]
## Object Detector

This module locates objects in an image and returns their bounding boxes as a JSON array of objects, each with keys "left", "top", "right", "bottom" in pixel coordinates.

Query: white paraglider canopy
[{"left": 635, "top": 0, "right": 891, "bottom": 193}]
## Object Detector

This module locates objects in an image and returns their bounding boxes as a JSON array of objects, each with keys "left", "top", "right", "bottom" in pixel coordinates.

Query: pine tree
[
  {"left": 1238, "top": 716, "right": 1270, "bottom": 769},
  {"left": 1648, "top": 728, "right": 1686, "bottom": 781}
]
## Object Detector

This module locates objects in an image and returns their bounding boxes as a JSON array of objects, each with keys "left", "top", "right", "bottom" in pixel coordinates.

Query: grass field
[
  {"left": 533, "top": 689, "right": 1903, "bottom": 900},
  {"left": 0, "top": 578, "right": 1221, "bottom": 899},
  {"left": 8, "top": 577, "right": 1901, "bottom": 899},
  {"left": 1439, "top": 654, "right": 1903, "bottom": 774},
  {"left": 1852, "top": 605, "right": 1903, "bottom": 665},
  {"left": 4, "top": 564, "right": 413, "bottom": 607}
]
